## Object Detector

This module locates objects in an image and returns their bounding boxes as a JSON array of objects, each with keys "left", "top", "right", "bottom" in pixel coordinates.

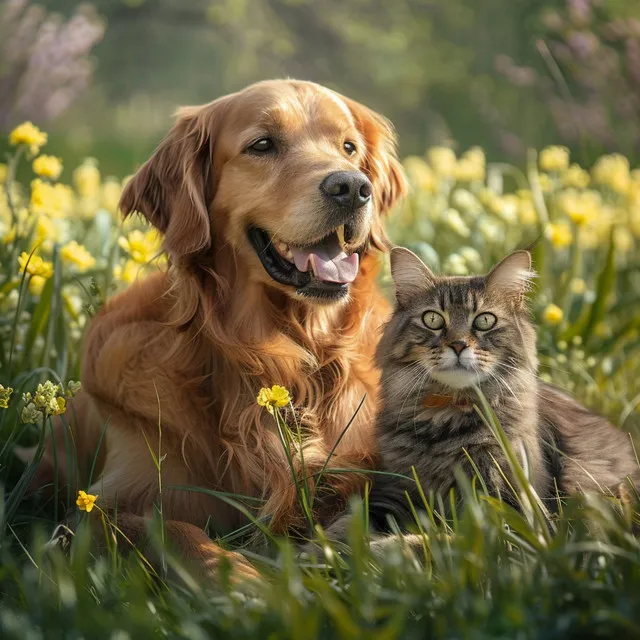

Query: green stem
[
  {"left": 560, "top": 227, "right": 583, "bottom": 324},
  {"left": 5, "top": 146, "right": 25, "bottom": 231},
  {"left": 40, "top": 244, "right": 61, "bottom": 376}
]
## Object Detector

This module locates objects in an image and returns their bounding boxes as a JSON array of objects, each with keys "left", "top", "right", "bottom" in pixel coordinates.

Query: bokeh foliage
[{"left": 4, "top": 0, "right": 640, "bottom": 175}]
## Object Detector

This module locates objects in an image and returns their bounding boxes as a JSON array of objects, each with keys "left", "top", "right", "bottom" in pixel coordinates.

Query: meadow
[{"left": 1, "top": 123, "right": 640, "bottom": 638}]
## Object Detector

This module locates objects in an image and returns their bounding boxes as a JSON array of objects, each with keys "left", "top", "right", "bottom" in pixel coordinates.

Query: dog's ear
[
  {"left": 119, "top": 99, "right": 227, "bottom": 261},
  {"left": 342, "top": 96, "right": 408, "bottom": 251},
  {"left": 343, "top": 97, "right": 408, "bottom": 215}
]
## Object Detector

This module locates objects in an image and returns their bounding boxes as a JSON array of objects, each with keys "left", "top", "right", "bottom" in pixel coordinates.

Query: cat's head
[{"left": 379, "top": 247, "right": 537, "bottom": 391}]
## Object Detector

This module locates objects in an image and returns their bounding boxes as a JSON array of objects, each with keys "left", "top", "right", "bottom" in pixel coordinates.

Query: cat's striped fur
[{"left": 311, "top": 248, "right": 639, "bottom": 547}]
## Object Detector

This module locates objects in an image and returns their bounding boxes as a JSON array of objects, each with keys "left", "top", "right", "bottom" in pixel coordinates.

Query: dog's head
[{"left": 120, "top": 79, "right": 407, "bottom": 304}]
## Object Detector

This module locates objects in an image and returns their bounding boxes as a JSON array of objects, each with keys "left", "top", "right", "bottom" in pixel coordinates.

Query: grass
[
  {"left": 2, "top": 131, "right": 640, "bottom": 637},
  {"left": 3, "top": 419, "right": 640, "bottom": 639}
]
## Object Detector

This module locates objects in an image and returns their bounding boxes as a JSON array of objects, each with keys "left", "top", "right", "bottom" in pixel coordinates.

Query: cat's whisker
[
  {"left": 410, "top": 367, "right": 438, "bottom": 426},
  {"left": 496, "top": 374, "right": 523, "bottom": 408},
  {"left": 484, "top": 367, "right": 522, "bottom": 408},
  {"left": 492, "top": 360, "right": 521, "bottom": 372},
  {"left": 393, "top": 363, "right": 436, "bottom": 430}
]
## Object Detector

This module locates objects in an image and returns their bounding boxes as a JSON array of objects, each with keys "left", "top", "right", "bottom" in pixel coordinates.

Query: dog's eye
[
  {"left": 423, "top": 310, "right": 445, "bottom": 330},
  {"left": 344, "top": 141, "right": 357, "bottom": 156},
  {"left": 247, "top": 137, "right": 274, "bottom": 153},
  {"left": 473, "top": 312, "right": 497, "bottom": 331}
]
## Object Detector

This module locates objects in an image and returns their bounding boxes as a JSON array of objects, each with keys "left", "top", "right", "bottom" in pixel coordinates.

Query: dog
[{"left": 27, "top": 79, "right": 407, "bottom": 581}]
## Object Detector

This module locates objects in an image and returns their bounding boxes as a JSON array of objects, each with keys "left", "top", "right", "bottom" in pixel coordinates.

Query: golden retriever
[{"left": 31, "top": 79, "right": 407, "bottom": 580}]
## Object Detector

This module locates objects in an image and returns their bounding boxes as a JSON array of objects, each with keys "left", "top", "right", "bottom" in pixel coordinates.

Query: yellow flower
[
  {"left": 21, "top": 403, "right": 41, "bottom": 424},
  {"left": 34, "top": 214, "right": 55, "bottom": 244},
  {"left": 570, "top": 278, "right": 587, "bottom": 295},
  {"left": 29, "top": 275, "right": 46, "bottom": 296},
  {"left": 30, "top": 179, "right": 74, "bottom": 218},
  {"left": 101, "top": 178, "right": 122, "bottom": 213},
  {"left": 538, "top": 173, "right": 553, "bottom": 193},
  {"left": 542, "top": 304, "right": 564, "bottom": 326},
  {"left": 9, "top": 122, "right": 48, "bottom": 155},
  {"left": 443, "top": 253, "right": 468, "bottom": 275},
  {"left": 28, "top": 380, "right": 66, "bottom": 416},
  {"left": 118, "top": 229, "right": 162, "bottom": 264},
  {"left": 53, "top": 183, "right": 74, "bottom": 215},
  {"left": 518, "top": 198, "right": 538, "bottom": 225},
  {"left": 630, "top": 205, "right": 640, "bottom": 238},
  {"left": 113, "top": 259, "right": 143, "bottom": 284},
  {"left": 477, "top": 216, "right": 502, "bottom": 243},
  {"left": 30, "top": 179, "right": 53, "bottom": 214},
  {"left": 454, "top": 149, "right": 485, "bottom": 182},
  {"left": 592, "top": 153, "right": 630, "bottom": 194},
  {"left": 256, "top": 385, "right": 291, "bottom": 414},
  {"left": 427, "top": 147, "right": 457, "bottom": 178},
  {"left": 52, "top": 396, "right": 66, "bottom": 415},
  {"left": 403, "top": 156, "right": 437, "bottom": 192},
  {"left": 0, "top": 384, "right": 13, "bottom": 409},
  {"left": 443, "top": 208, "right": 470, "bottom": 237},
  {"left": 60, "top": 240, "right": 96, "bottom": 272},
  {"left": 76, "top": 490, "right": 98, "bottom": 513},
  {"left": 614, "top": 226, "right": 634, "bottom": 253},
  {"left": 0, "top": 164, "right": 7, "bottom": 184},
  {"left": 491, "top": 194, "right": 519, "bottom": 224},
  {"left": 477, "top": 187, "right": 494, "bottom": 207},
  {"left": 66, "top": 380, "right": 82, "bottom": 397},
  {"left": 562, "top": 164, "right": 590, "bottom": 189},
  {"left": 539, "top": 146, "right": 569, "bottom": 172},
  {"left": 2, "top": 225, "right": 16, "bottom": 245},
  {"left": 73, "top": 159, "right": 101, "bottom": 198},
  {"left": 545, "top": 222, "right": 573, "bottom": 248},
  {"left": 557, "top": 189, "right": 600, "bottom": 226},
  {"left": 579, "top": 204, "right": 617, "bottom": 249},
  {"left": 18, "top": 252, "right": 53, "bottom": 278},
  {"left": 463, "top": 146, "right": 485, "bottom": 167},
  {"left": 33, "top": 155, "right": 63, "bottom": 180},
  {"left": 31, "top": 214, "right": 68, "bottom": 254}
]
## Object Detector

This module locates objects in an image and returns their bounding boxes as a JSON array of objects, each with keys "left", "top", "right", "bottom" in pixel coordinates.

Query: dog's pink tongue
[{"left": 290, "top": 236, "right": 359, "bottom": 284}]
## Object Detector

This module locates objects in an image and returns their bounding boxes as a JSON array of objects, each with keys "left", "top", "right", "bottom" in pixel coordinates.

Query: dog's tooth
[
  {"left": 336, "top": 225, "right": 345, "bottom": 249},
  {"left": 276, "top": 242, "right": 289, "bottom": 255}
]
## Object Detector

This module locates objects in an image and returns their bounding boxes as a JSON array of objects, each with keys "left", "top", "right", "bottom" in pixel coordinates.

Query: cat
[{"left": 308, "top": 247, "right": 639, "bottom": 547}]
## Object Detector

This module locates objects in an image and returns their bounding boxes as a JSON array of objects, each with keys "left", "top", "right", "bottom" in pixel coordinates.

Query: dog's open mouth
[{"left": 248, "top": 226, "right": 361, "bottom": 299}]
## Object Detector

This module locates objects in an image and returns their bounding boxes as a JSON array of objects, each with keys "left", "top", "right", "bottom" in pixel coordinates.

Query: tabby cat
[{"left": 314, "top": 247, "right": 639, "bottom": 543}]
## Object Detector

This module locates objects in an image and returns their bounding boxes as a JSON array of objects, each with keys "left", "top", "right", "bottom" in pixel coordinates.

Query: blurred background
[{"left": 2, "top": 0, "right": 640, "bottom": 176}]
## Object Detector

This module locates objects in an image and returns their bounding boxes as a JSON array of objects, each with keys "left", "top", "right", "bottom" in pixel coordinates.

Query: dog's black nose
[{"left": 320, "top": 171, "right": 372, "bottom": 210}]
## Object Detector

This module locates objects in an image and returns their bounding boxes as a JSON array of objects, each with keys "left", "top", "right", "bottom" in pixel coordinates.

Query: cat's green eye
[
  {"left": 423, "top": 310, "right": 445, "bottom": 330},
  {"left": 473, "top": 312, "right": 497, "bottom": 331}
]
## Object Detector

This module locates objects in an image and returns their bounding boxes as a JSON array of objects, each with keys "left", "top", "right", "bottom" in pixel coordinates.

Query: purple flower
[{"left": 0, "top": 0, "right": 104, "bottom": 130}]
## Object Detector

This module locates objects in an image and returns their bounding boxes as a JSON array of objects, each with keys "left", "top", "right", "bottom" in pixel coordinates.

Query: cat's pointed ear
[
  {"left": 390, "top": 246, "right": 436, "bottom": 308},
  {"left": 486, "top": 250, "right": 534, "bottom": 304}
]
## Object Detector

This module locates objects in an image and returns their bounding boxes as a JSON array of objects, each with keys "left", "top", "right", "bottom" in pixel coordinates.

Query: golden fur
[{"left": 31, "top": 80, "right": 407, "bottom": 578}]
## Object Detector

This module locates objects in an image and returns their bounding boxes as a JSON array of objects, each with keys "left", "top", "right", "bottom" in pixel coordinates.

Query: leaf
[
  {"left": 19, "top": 278, "right": 54, "bottom": 372},
  {"left": 582, "top": 228, "right": 617, "bottom": 347}
]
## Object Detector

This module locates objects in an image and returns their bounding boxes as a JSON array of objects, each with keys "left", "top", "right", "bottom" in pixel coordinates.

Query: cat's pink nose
[{"left": 449, "top": 341, "right": 468, "bottom": 356}]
